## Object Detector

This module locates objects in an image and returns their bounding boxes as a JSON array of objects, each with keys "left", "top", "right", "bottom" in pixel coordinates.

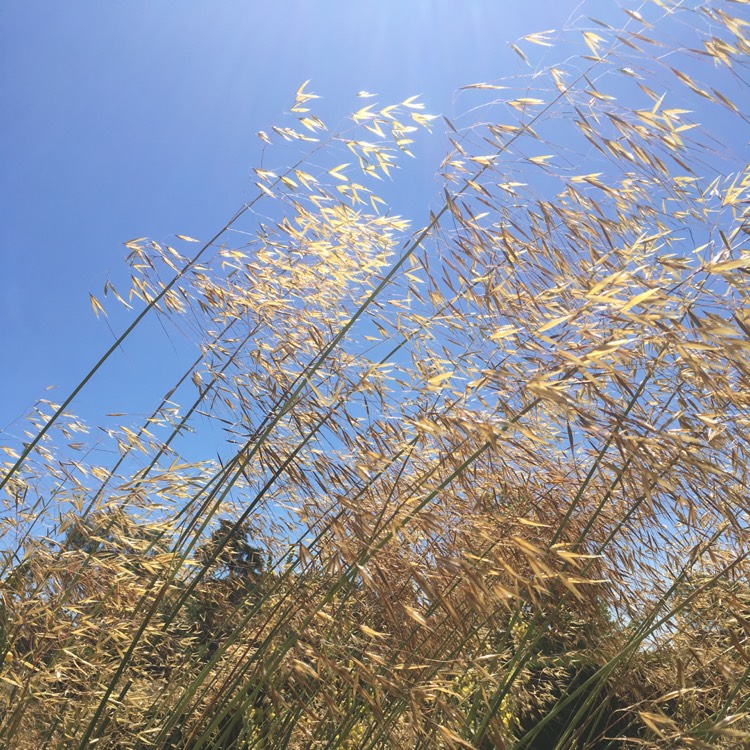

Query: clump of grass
[{"left": 2, "top": 1, "right": 750, "bottom": 748}]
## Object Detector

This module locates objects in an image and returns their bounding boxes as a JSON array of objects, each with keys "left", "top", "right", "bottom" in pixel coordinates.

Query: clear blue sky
[
  {"left": 2, "top": 0, "right": 745, "bottom": 461},
  {"left": 1, "top": 0, "right": 589, "bottom": 438}
]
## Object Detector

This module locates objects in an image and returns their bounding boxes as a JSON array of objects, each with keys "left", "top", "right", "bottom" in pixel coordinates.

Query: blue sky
[
  {"left": 1, "top": 0, "right": 592, "bottom": 439},
  {"left": 2, "top": 0, "right": 747, "bottom": 470}
]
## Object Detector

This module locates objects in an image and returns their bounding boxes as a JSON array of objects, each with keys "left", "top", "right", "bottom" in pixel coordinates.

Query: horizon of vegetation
[{"left": 2, "top": 1, "right": 750, "bottom": 748}]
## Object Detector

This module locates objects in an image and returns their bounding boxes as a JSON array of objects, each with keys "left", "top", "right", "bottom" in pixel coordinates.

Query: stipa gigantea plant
[{"left": 2, "top": 0, "right": 750, "bottom": 748}]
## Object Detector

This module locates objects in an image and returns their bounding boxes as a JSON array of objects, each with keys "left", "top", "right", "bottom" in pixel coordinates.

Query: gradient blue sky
[{"left": 2, "top": 1, "right": 593, "bottom": 438}]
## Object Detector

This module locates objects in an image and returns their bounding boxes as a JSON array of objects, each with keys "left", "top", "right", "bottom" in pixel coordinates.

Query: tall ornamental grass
[{"left": 2, "top": 1, "right": 749, "bottom": 747}]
